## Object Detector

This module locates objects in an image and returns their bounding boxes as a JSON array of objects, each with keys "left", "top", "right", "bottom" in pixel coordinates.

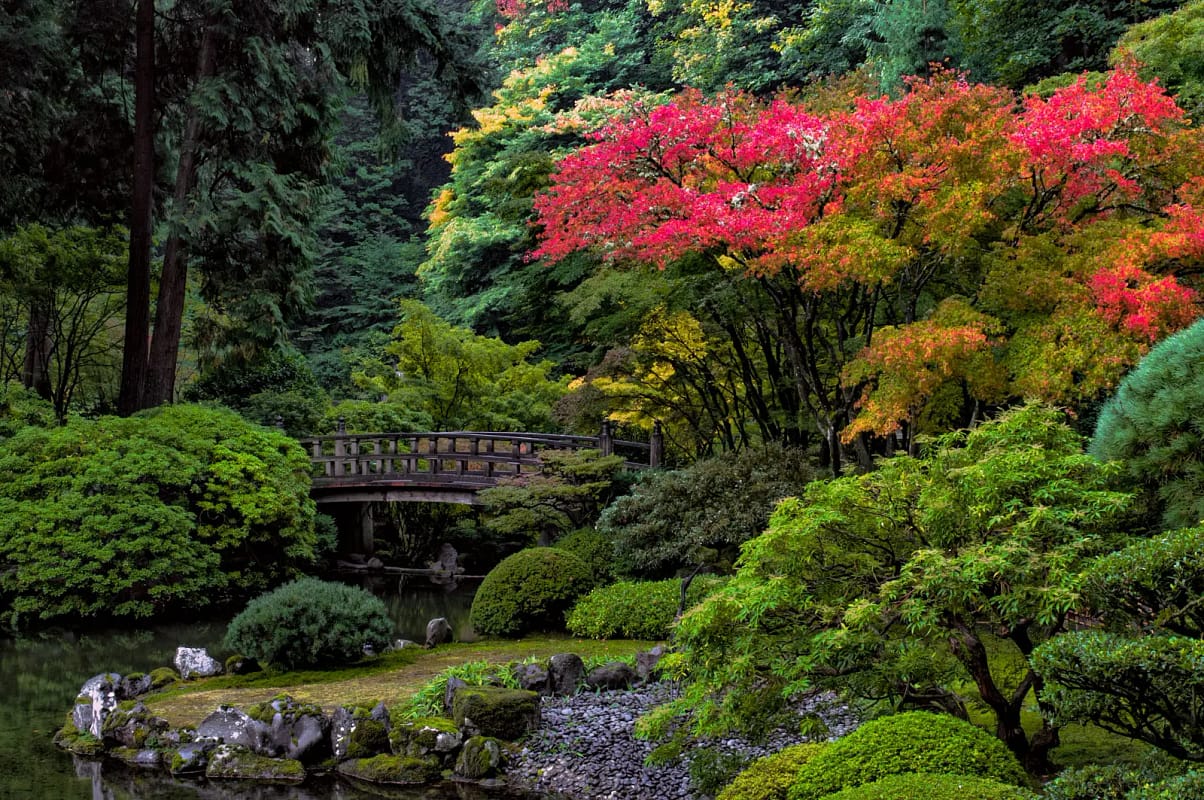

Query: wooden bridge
[{"left": 299, "top": 421, "right": 663, "bottom": 506}]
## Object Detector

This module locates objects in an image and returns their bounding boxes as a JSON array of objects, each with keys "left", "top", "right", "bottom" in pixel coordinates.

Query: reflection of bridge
[{"left": 299, "top": 421, "right": 662, "bottom": 507}]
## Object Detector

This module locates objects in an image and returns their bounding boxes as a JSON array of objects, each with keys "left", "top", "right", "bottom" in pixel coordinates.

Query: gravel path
[{"left": 507, "top": 684, "right": 859, "bottom": 800}]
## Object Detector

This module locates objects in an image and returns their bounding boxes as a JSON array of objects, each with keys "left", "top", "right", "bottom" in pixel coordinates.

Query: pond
[{"left": 0, "top": 576, "right": 531, "bottom": 799}]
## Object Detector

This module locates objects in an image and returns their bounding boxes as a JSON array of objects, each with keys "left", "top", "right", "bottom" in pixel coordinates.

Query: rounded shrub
[
  {"left": 0, "top": 404, "right": 316, "bottom": 626},
  {"left": 567, "top": 576, "right": 728, "bottom": 640},
  {"left": 815, "top": 773, "right": 1037, "bottom": 800},
  {"left": 1090, "top": 318, "right": 1204, "bottom": 530},
  {"left": 469, "top": 547, "right": 593, "bottom": 637},
  {"left": 224, "top": 577, "right": 394, "bottom": 669},
  {"left": 787, "top": 713, "right": 1027, "bottom": 800},
  {"left": 717, "top": 743, "right": 826, "bottom": 800},
  {"left": 554, "top": 528, "right": 617, "bottom": 585}
]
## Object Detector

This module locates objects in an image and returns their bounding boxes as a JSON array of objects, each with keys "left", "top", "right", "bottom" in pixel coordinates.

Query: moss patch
[
  {"left": 452, "top": 686, "right": 539, "bottom": 740},
  {"left": 336, "top": 753, "right": 442, "bottom": 785}
]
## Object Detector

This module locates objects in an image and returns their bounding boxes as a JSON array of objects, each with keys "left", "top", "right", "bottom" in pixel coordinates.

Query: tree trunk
[
  {"left": 21, "top": 297, "right": 52, "bottom": 400},
  {"left": 142, "top": 22, "right": 218, "bottom": 408},
  {"left": 118, "top": 0, "right": 155, "bottom": 416}
]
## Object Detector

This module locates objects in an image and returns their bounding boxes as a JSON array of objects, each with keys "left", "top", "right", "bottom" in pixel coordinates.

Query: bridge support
[{"left": 328, "top": 503, "right": 376, "bottom": 556}]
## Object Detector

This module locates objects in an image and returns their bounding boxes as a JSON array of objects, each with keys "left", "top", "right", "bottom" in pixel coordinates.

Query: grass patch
[{"left": 144, "top": 636, "right": 653, "bottom": 728}]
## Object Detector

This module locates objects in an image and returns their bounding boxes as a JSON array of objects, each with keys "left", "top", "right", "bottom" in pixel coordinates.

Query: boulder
[
  {"left": 429, "top": 543, "right": 463, "bottom": 583},
  {"left": 424, "top": 617, "right": 453, "bottom": 648},
  {"left": 585, "top": 661, "right": 637, "bottom": 691},
  {"left": 548, "top": 653, "right": 585, "bottom": 696},
  {"left": 173, "top": 647, "right": 223, "bottom": 680},
  {"left": 119, "top": 673, "right": 153, "bottom": 699},
  {"left": 147, "top": 667, "right": 179, "bottom": 690},
  {"left": 336, "top": 753, "right": 442, "bottom": 785},
  {"left": 100, "top": 701, "right": 170, "bottom": 749},
  {"left": 635, "top": 644, "right": 667, "bottom": 684},
  {"left": 170, "top": 740, "right": 216, "bottom": 776},
  {"left": 72, "top": 672, "right": 123, "bottom": 738},
  {"left": 224, "top": 654, "right": 260, "bottom": 675},
  {"left": 331, "top": 705, "right": 391, "bottom": 762},
  {"left": 455, "top": 736, "right": 507, "bottom": 780},
  {"left": 514, "top": 662, "right": 550, "bottom": 695},
  {"left": 444, "top": 676, "right": 468, "bottom": 714},
  {"left": 389, "top": 716, "right": 462, "bottom": 761},
  {"left": 451, "top": 686, "right": 539, "bottom": 740},
  {"left": 205, "top": 744, "right": 306, "bottom": 783},
  {"left": 196, "top": 706, "right": 272, "bottom": 753},
  {"left": 250, "top": 695, "right": 332, "bottom": 763},
  {"left": 110, "top": 747, "right": 163, "bottom": 769}
]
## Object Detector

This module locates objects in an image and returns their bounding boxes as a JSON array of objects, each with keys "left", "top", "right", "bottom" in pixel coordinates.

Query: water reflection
[{"left": 0, "top": 579, "right": 531, "bottom": 800}]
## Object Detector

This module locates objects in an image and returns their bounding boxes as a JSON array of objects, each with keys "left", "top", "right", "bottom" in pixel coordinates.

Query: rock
[
  {"left": 455, "top": 736, "right": 506, "bottom": 780},
  {"left": 389, "top": 716, "right": 462, "bottom": 761},
  {"left": 100, "top": 701, "right": 170, "bottom": 749},
  {"left": 196, "top": 706, "right": 272, "bottom": 753},
  {"left": 451, "top": 686, "right": 539, "bottom": 740},
  {"left": 336, "top": 753, "right": 442, "bottom": 785},
  {"left": 173, "top": 647, "right": 223, "bottom": 680},
  {"left": 147, "top": 667, "right": 179, "bottom": 690},
  {"left": 514, "top": 662, "right": 550, "bottom": 695},
  {"left": 444, "top": 676, "right": 468, "bottom": 714},
  {"left": 170, "top": 740, "right": 216, "bottom": 776},
  {"left": 119, "top": 673, "right": 153, "bottom": 699},
  {"left": 429, "top": 543, "right": 463, "bottom": 582},
  {"left": 635, "top": 645, "right": 667, "bottom": 684},
  {"left": 110, "top": 747, "right": 163, "bottom": 769},
  {"left": 365, "top": 556, "right": 385, "bottom": 571},
  {"left": 331, "top": 705, "right": 391, "bottom": 762},
  {"left": 586, "top": 661, "right": 637, "bottom": 691},
  {"left": 72, "top": 672, "right": 122, "bottom": 738},
  {"left": 205, "top": 744, "right": 306, "bottom": 783},
  {"left": 250, "top": 695, "right": 332, "bottom": 763},
  {"left": 424, "top": 617, "right": 453, "bottom": 648},
  {"left": 224, "top": 654, "right": 260, "bottom": 675},
  {"left": 390, "top": 639, "right": 419, "bottom": 651},
  {"left": 548, "top": 653, "right": 585, "bottom": 696}
]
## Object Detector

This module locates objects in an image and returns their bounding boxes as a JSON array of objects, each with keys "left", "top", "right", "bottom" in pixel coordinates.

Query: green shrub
[
  {"left": 787, "top": 713, "right": 1027, "bottom": 800},
  {"left": 815, "top": 773, "right": 1037, "bottom": 800},
  {"left": 0, "top": 404, "right": 316, "bottom": 626},
  {"left": 689, "top": 747, "right": 749, "bottom": 796},
  {"left": 0, "top": 381, "right": 55, "bottom": 439},
  {"left": 1132, "top": 771, "right": 1204, "bottom": 799},
  {"left": 554, "top": 528, "right": 617, "bottom": 585},
  {"left": 1090, "top": 318, "right": 1204, "bottom": 531},
  {"left": 469, "top": 547, "right": 593, "bottom": 637},
  {"left": 600, "top": 442, "right": 818, "bottom": 579},
  {"left": 717, "top": 743, "right": 825, "bottom": 800},
  {"left": 184, "top": 348, "right": 328, "bottom": 436},
  {"left": 224, "top": 577, "right": 394, "bottom": 669},
  {"left": 567, "top": 576, "right": 727, "bottom": 640},
  {"left": 1041, "top": 758, "right": 1189, "bottom": 800}
]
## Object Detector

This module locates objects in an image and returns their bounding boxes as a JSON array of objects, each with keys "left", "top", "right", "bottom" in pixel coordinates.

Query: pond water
[{"left": 0, "top": 576, "right": 532, "bottom": 800}]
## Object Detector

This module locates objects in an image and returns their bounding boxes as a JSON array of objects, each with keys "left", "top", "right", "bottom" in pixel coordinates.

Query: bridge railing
[{"left": 298, "top": 421, "right": 662, "bottom": 484}]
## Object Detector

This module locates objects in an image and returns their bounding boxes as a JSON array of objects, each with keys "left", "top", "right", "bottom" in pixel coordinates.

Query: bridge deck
[{"left": 299, "top": 425, "right": 662, "bottom": 504}]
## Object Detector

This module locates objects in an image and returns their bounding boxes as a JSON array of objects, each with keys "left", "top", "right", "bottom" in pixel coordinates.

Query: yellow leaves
[{"left": 428, "top": 188, "right": 455, "bottom": 230}]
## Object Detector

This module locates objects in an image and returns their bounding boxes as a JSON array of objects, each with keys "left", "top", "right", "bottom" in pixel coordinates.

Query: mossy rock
[
  {"left": 148, "top": 667, "right": 179, "bottom": 690},
  {"left": 718, "top": 743, "right": 826, "bottom": 800},
  {"left": 455, "top": 736, "right": 507, "bottom": 780},
  {"left": 336, "top": 753, "right": 442, "bottom": 785},
  {"left": 348, "top": 717, "right": 390, "bottom": 760},
  {"left": 451, "top": 686, "right": 539, "bottom": 741},
  {"left": 53, "top": 719, "right": 104, "bottom": 757},
  {"left": 816, "top": 773, "right": 1038, "bottom": 800},
  {"left": 205, "top": 744, "right": 306, "bottom": 784},
  {"left": 109, "top": 746, "right": 163, "bottom": 769},
  {"left": 389, "top": 716, "right": 462, "bottom": 759}
]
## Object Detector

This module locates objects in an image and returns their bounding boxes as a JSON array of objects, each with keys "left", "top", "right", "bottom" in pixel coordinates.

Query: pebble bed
[{"left": 507, "top": 684, "right": 860, "bottom": 800}]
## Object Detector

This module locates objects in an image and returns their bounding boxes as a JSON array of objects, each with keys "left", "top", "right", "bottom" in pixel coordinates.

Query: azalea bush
[{"left": 0, "top": 404, "right": 316, "bottom": 626}]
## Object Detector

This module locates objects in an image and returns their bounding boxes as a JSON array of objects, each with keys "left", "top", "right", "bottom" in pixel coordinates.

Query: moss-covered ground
[{"left": 143, "top": 636, "right": 653, "bottom": 728}]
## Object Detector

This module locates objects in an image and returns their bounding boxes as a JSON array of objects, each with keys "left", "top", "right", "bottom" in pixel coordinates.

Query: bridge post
[
  {"left": 599, "top": 419, "right": 613, "bottom": 457},
  {"left": 651, "top": 420, "right": 663, "bottom": 468}
]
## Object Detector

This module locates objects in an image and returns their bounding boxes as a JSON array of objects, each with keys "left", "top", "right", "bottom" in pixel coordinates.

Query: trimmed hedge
[
  {"left": 567, "top": 576, "right": 727, "bottom": 640},
  {"left": 816, "top": 773, "right": 1037, "bottom": 800},
  {"left": 717, "top": 743, "right": 826, "bottom": 800},
  {"left": 469, "top": 547, "right": 593, "bottom": 637},
  {"left": 225, "top": 577, "right": 394, "bottom": 668},
  {"left": 787, "top": 713, "right": 1027, "bottom": 800}
]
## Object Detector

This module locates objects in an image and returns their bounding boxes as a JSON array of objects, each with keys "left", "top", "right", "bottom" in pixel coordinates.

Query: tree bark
[
  {"left": 142, "top": 22, "right": 217, "bottom": 408},
  {"left": 117, "top": 0, "right": 155, "bottom": 415},
  {"left": 21, "top": 297, "right": 52, "bottom": 400}
]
